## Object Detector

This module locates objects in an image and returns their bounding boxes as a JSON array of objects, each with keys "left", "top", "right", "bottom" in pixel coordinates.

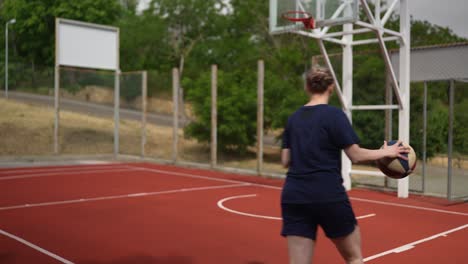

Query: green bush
[{"left": 184, "top": 69, "right": 257, "bottom": 153}]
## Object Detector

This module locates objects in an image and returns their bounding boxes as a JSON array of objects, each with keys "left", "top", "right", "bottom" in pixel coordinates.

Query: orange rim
[{"left": 281, "top": 11, "right": 315, "bottom": 29}]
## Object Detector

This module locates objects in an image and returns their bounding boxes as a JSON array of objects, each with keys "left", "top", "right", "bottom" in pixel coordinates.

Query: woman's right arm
[{"left": 344, "top": 140, "right": 409, "bottom": 164}]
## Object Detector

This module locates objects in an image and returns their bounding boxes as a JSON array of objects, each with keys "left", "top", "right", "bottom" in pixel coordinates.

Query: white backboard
[{"left": 57, "top": 18, "right": 119, "bottom": 71}]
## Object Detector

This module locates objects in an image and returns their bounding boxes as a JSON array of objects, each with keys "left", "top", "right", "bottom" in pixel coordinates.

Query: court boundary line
[
  {"left": 349, "top": 197, "right": 468, "bottom": 217},
  {"left": 0, "top": 164, "right": 123, "bottom": 174},
  {"left": 0, "top": 183, "right": 250, "bottom": 211},
  {"left": 363, "top": 224, "right": 468, "bottom": 262},
  {"left": 217, "top": 194, "right": 376, "bottom": 221},
  {"left": 127, "top": 165, "right": 468, "bottom": 217},
  {"left": 0, "top": 167, "right": 139, "bottom": 181},
  {"left": 0, "top": 229, "right": 74, "bottom": 264}
]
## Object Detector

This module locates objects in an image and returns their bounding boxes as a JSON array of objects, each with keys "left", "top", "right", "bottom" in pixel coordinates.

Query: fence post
[
  {"left": 211, "top": 65, "right": 218, "bottom": 168},
  {"left": 172, "top": 68, "right": 179, "bottom": 163},
  {"left": 114, "top": 70, "right": 121, "bottom": 159},
  {"left": 422, "top": 81, "right": 427, "bottom": 193},
  {"left": 447, "top": 80, "right": 454, "bottom": 200},
  {"left": 257, "top": 60, "right": 264, "bottom": 175},
  {"left": 54, "top": 18, "right": 60, "bottom": 154},
  {"left": 141, "top": 71, "right": 147, "bottom": 158}
]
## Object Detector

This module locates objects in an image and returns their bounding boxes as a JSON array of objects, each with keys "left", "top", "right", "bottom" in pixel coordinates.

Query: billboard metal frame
[{"left": 54, "top": 18, "right": 120, "bottom": 157}]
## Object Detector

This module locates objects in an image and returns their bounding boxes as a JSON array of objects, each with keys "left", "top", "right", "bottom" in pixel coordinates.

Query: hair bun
[{"left": 306, "top": 68, "right": 334, "bottom": 94}]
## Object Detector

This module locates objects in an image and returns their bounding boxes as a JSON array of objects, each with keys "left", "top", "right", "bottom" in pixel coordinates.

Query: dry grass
[
  {"left": 60, "top": 85, "right": 194, "bottom": 117},
  {"left": 8, "top": 98, "right": 459, "bottom": 175},
  {"left": 0, "top": 99, "right": 285, "bottom": 173}
]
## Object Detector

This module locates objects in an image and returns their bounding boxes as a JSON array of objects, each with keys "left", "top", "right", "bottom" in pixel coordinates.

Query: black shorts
[{"left": 281, "top": 200, "right": 357, "bottom": 240}]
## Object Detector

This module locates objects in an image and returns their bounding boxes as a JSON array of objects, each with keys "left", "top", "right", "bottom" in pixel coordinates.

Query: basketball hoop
[{"left": 282, "top": 11, "right": 315, "bottom": 30}]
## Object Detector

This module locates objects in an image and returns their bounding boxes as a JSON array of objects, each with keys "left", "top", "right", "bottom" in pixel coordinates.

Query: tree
[
  {"left": 2, "top": 0, "right": 123, "bottom": 65},
  {"left": 145, "top": 0, "right": 228, "bottom": 120},
  {"left": 184, "top": 68, "right": 257, "bottom": 153},
  {"left": 1, "top": 0, "right": 123, "bottom": 87}
]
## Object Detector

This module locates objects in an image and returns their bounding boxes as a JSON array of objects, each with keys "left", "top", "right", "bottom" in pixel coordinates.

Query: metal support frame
[
  {"left": 317, "top": 40, "right": 347, "bottom": 110},
  {"left": 360, "top": 0, "right": 404, "bottom": 108},
  {"left": 351, "top": 105, "right": 399, "bottom": 110},
  {"left": 384, "top": 72, "right": 393, "bottom": 188},
  {"left": 352, "top": 36, "right": 400, "bottom": 46},
  {"left": 354, "top": 21, "right": 403, "bottom": 39},
  {"left": 54, "top": 18, "right": 120, "bottom": 157},
  {"left": 280, "top": 0, "right": 411, "bottom": 198},
  {"left": 397, "top": 0, "right": 411, "bottom": 198},
  {"left": 341, "top": 20, "right": 353, "bottom": 191},
  {"left": 382, "top": 0, "right": 399, "bottom": 26}
]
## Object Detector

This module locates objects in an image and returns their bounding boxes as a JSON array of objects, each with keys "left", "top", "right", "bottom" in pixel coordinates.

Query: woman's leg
[
  {"left": 287, "top": 235, "right": 315, "bottom": 264},
  {"left": 331, "top": 226, "right": 363, "bottom": 264}
]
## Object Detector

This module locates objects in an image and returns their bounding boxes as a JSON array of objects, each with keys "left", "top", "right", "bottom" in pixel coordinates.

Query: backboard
[{"left": 269, "top": 0, "right": 359, "bottom": 34}]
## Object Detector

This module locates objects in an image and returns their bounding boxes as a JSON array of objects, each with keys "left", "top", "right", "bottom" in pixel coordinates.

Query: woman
[{"left": 280, "top": 68, "right": 409, "bottom": 264}]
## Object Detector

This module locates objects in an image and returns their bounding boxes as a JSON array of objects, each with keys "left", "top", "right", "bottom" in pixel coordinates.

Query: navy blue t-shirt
[{"left": 281, "top": 104, "right": 360, "bottom": 203}]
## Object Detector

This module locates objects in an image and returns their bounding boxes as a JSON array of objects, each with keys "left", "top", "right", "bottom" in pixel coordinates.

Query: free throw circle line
[
  {"left": 217, "top": 194, "right": 376, "bottom": 221},
  {"left": 217, "top": 194, "right": 282, "bottom": 220}
]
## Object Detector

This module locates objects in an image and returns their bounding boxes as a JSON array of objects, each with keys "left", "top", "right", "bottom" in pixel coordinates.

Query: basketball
[{"left": 376, "top": 140, "right": 417, "bottom": 179}]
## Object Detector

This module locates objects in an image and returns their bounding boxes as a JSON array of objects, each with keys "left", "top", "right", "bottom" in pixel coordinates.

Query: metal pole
[
  {"left": 172, "top": 68, "right": 179, "bottom": 163},
  {"left": 54, "top": 18, "right": 60, "bottom": 154},
  {"left": 375, "top": 0, "right": 381, "bottom": 25},
  {"left": 5, "top": 22, "right": 8, "bottom": 99},
  {"left": 141, "top": 71, "right": 147, "bottom": 158},
  {"left": 317, "top": 39, "right": 347, "bottom": 111},
  {"left": 257, "top": 60, "right": 264, "bottom": 175},
  {"left": 447, "top": 80, "right": 454, "bottom": 200},
  {"left": 211, "top": 65, "right": 218, "bottom": 168},
  {"left": 397, "top": 0, "right": 410, "bottom": 198},
  {"left": 422, "top": 82, "right": 428, "bottom": 193},
  {"left": 384, "top": 71, "right": 392, "bottom": 188},
  {"left": 114, "top": 70, "right": 120, "bottom": 158},
  {"left": 5, "top": 19, "right": 16, "bottom": 99},
  {"left": 341, "top": 17, "right": 353, "bottom": 191},
  {"left": 114, "top": 28, "right": 120, "bottom": 159}
]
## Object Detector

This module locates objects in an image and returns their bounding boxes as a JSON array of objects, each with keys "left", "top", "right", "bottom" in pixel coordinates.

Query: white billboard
[{"left": 57, "top": 18, "right": 119, "bottom": 70}]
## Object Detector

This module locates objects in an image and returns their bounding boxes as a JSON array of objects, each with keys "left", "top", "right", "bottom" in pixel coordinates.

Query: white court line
[
  {"left": 350, "top": 197, "right": 468, "bottom": 217},
  {"left": 0, "top": 168, "right": 138, "bottom": 181},
  {"left": 0, "top": 183, "right": 249, "bottom": 211},
  {"left": 0, "top": 164, "right": 117, "bottom": 174},
  {"left": 217, "top": 194, "right": 376, "bottom": 221},
  {"left": 126, "top": 165, "right": 468, "bottom": 217},
  {"left": 363, "top": 224, "right": 468, "bottom": 262},
  {"left": 357, "top": 213, "right": 377, "bottom": 220},
  {"left": 0, "top": 165, "right": 131, "bottom": 176},
  {"left": 217, "top": 194, "right": 281, "bottom": 220},
  {"left": 128, "top": 166, "right": 254, "bottom": 185},
  {"left": 0, "top": 229, "right": 74, "bottom": 264}
]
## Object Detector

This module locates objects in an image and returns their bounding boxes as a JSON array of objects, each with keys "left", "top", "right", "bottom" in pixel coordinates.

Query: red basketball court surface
[{"left": 0, "top": 162, "right": 467, "bottom": 263}]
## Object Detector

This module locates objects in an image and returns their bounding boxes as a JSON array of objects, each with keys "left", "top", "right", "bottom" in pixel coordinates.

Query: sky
[
  {"left": 408, "top": 0, "right": 468, "bottom": 38},
  {"left": 137, "top": 0, "right": 468, "bottom": 38}
]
